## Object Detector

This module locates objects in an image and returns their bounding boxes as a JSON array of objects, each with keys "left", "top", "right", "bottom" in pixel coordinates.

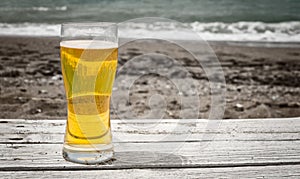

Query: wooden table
[{"left": 1, "top": 118, "right": 300, "bottom": 178}]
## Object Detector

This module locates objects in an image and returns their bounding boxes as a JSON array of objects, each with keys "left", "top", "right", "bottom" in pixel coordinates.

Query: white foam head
[{"left": 60, "top": 40, "right": 117, "bottom": 49}]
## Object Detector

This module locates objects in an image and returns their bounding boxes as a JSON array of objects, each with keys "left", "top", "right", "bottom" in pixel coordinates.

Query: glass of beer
[{"left": 60, "top": 23, "right": 118, "bottom": 164}]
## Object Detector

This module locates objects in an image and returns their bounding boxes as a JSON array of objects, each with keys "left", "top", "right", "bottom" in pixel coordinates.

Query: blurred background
[
  {"left": 0, "top": 0, "right": 300, "bottom": 41},
  {"left": 0, "top": 0, "right": 299, "bottom": 119}
]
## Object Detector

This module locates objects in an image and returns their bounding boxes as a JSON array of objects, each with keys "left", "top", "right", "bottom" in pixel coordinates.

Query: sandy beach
[{"left": 0, "top": 36, "right": 299, "bottom": 119}]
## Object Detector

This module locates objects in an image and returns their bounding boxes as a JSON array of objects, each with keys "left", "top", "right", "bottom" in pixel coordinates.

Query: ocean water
[{"left": 0, "top": 0, "right": 300, "bottom": 42}]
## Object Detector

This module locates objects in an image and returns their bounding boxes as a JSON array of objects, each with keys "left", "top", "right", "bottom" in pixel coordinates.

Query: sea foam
[{"left": 0, "top": 21, "right": 299, "bottom": 42}]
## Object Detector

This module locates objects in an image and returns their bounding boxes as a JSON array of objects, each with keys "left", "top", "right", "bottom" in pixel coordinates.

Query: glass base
[{"left": 63, "top": 143, "right": 113, "bottom": 165}]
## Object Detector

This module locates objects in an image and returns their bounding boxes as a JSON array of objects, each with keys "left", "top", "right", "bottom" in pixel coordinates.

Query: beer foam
[{"left": 60, "top": 40, "right": 117, "bottom": 49}]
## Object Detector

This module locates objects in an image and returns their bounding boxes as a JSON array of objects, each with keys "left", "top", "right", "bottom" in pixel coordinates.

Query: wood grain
[
  {"left": 0, "top": 118, "right": 299, "bottom": 144},
  {"left": 1, "top": 165, "right": 300, "bottom": 178},
  {"left": 0, "top": 118, "right": 299, "bottom": 172}
]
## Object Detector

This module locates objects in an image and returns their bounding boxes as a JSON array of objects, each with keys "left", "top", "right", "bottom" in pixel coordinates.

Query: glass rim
[{"left": 61, "top": 22, "right": 117, "bottom": 27}]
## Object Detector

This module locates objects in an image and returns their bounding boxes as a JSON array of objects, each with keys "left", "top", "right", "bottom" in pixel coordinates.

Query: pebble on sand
[
  {"left": 235, "top": 103, "right": 244, "bottom": 111},
  {"left": 38, "top": 89, "right": 48, "bottom": 94}
]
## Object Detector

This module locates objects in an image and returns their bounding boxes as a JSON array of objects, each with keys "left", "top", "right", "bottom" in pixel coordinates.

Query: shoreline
[{"left": 1, "top": 35, "right": 300, "bottom": 48}]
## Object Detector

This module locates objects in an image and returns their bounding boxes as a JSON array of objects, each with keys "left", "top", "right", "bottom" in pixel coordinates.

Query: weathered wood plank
[
  {"left": 1, "top": 140, "right": 300, "bottom": 169},
  {"left": 0, "top": 118, "right": 299, "bottom": 171},
  {"left": 1, "top": 165, "right": 300, "bottom": 178},
  {"left": 0, "top": 118, "right": 299, "bottom": 144}
]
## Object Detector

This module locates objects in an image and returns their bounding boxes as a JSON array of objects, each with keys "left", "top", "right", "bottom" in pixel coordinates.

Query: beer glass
[{"left": 60, "top": 23, "right": 117, "bottom": 164}]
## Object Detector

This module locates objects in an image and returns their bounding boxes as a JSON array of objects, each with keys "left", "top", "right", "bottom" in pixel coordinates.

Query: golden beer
[{"left": 60, "top": 40, "right": 117, "bottom": 163}]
